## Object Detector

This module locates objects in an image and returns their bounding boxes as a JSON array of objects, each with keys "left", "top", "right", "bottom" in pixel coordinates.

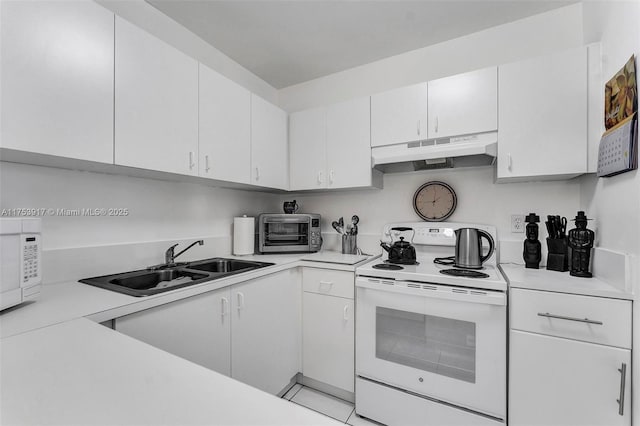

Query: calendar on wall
[
  {"left": 597, "top": 55, "right": 637, "bottom": 178},
  {"left": 597, "top": 114, "right": 637, "bottom": 177}
]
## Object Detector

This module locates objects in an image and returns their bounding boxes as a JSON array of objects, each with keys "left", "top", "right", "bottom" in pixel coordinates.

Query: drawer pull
[
  {"left": 537, "top": 312, "right": 603, "bottom": 325},
  {"left": 617, "top": 363, "right": 627, "bottom": 416}
]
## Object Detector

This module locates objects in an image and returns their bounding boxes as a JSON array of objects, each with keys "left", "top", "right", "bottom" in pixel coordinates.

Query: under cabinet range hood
[{"left": 371, "top": 132, "right": 497, "bottom": 173}]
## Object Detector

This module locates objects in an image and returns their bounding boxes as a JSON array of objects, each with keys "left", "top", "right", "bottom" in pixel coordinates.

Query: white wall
[
  {"left": 278, "top": 3, "right": 584, "bottom": 112},
  {"left": 580, "top": 2, "right": 640, "bottom": 423},
  {"left": 285, "top": 167, "right": 582, "bottom": 256},
  {"left": 96, "top": 0, "right": 278, "bottom": 103},
  {"left": 0, "top": 162, "right": 280, "bottom": 282}
]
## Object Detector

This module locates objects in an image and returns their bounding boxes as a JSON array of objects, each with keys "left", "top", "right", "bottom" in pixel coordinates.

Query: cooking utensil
[
  {"left": 435, "top": 227, "right": 495, "bottom": 269},
  {"left": 380, "top": 227, "right": 417, "bottom": 264},
  {"left": 351, "top": 215, "right": 359, "bottom": 235},
  {"left": 332, "top": 221, "right": 344, "bottom": 235},
  {"left": 338, "top": 217, "right": 344, "bottom": 229}
]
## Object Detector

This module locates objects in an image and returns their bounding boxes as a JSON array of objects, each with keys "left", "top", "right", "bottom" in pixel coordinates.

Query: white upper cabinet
[
  {"left": 114, "top": 17, "right": 199, "bottom": 176},
  {"left": 497, "top": 46, "right": 588, "bottom": 180},
  {"left": 250, "top": 94, "right": 289, "bottom": 190},
  {"left": 0, "top": 1, "right": 114, "bottom": 163},
  {"left": 290, "top": 97, "right": 377, "bottom": 190},
  {"left": 290, "top": 107, "right": 327, "bottom": 190},
  {"left": 427, "top": 67, "right": 497, "bottom": 139},
  {"left": 371, "top": 83, "right": 427, "bottom": 147},
  {"left": 199, "top": 64, "right": 251, "bottom": 183},
  {"left": 326, "top": 97, "right": 373, "bottom": 189}
]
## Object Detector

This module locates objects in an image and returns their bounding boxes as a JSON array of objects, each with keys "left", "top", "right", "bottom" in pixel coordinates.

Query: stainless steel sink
[
  {"left": 79, "top": 257, "right": 274, "bottom": 297},
  {"left": 187, "top": 259, "right": 267, "bottom": 273}
]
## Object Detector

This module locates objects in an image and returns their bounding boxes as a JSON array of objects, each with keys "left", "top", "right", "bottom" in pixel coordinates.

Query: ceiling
[{"left": 147, "top": 0, "right": 575, "bottom": 89}]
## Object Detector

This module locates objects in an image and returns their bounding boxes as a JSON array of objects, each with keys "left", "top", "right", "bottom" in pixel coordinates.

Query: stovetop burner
[
  {"left": 439, "top": 269, "right": 490, "bottom": 279},
  {"left": 372, "top": 263, "right": 404, "bottom": 270},
  {"left": 385, "top": 259, "right": 419, "bottom": 266}
]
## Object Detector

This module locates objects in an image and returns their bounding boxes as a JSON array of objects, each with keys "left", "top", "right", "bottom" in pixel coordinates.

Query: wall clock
[{"left": 413, "top": 181, "right": 457, "bottom": 221}]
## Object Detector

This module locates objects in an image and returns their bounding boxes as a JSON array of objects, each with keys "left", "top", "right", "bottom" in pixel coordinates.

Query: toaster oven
[{"left": 258, "top": 214, "right": 322, "bottom": 253}]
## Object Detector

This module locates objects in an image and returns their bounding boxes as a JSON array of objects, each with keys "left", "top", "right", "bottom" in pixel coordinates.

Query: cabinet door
[
  {"left": 231, "top": 270, "right": 301, "bottom": 394},
  {"left": 371, "top": 83, "right": 427, "bottom": 147},
  {"left": 1, "top": 1, "right": 114, "bottom": 163},
  {"left": 199, "top": 64, "right": 251, "bottom": 183},
  {"left": 427, "top": 67, "right": 497, "bottom": 139},
  {"left": 303, "top": 292, "right": 354, "bottom": 392},
  {"left": 497, "top": 47, "right": 587, "bottom": 180},
  {"left": 289, "top": 107, "right": 327, "bottom": 190},
  {"left": 250, "top": 95, "right": 289, "bottom": 190},
  {"left": 326, "top": 97, "right": 372, "bottom": 189},
  {"left": 115, "top": 289, "right": 231, "bottom": 376},
  {"left": 115, "top": 17, "right": 198, "bottom": 176},
  {"left": 510, "top": 330, "right": 631, "bottom": 426}
]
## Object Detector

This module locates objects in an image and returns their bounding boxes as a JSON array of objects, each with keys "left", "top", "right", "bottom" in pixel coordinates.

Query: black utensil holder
[{"left": 546, "top": 238, "right": 568, "bottom": 272}]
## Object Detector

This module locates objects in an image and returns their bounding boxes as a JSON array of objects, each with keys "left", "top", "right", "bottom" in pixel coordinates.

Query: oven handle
[
  {"left": 262, "top": 217, "right": 309, "bottom": 224},
  {"left": 356, "top": 277, "right": 506, "bottom": 306}
]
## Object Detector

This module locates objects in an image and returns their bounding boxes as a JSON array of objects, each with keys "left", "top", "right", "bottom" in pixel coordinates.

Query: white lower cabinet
[
  {"left": 302, "top": 268, "right": 355, "bottom": 394},
  {"left": 510, "top": 331, "right": 631, "bottom": 426},
  {"left": 116, "top": 269, "right": 301, "bottom": 395},
  {"left": 509, "top": 288, "right": 632, "bottom": 426},
  {"left": 231, "top": 270, "right": 301, "bottom": 394},
  {"left": 115, "top": 288, "right": 231, "bottom": 376},
  {"left": 303, "top": 292, "right": 354, "bottom": 392}
]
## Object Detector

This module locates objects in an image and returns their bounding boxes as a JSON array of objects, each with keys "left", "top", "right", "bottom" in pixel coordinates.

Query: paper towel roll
[{"left": 233, "top": 216, "right": 255, "bottom": 255}]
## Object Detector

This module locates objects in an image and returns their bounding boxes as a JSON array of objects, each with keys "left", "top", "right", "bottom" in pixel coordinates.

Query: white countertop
[
  {"left": 1, "top": 252, "right": 373, "bottom": 339},
  {"left": 0, "top": 251, "right": 372, "bottom": 426},
  {"left": 500, "top": 263, "right": 633, "bottom": 300},
  {"left": 0, "top": 318, "right": 340, "bottom": 426}
]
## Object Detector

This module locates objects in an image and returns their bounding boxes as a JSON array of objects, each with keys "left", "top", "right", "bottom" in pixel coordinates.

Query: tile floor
[{"left": 282, "top": 384, "right": 379, "bottom": 425}]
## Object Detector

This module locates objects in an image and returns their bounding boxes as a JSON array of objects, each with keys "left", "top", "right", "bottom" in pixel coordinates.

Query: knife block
[{"left": 546, "top": 238, "right": 568, "bottom": 272}]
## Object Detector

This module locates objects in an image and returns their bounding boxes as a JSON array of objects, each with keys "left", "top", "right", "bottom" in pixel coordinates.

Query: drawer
[
  {"left": 303, "top": 268, "right": 354, "bottom": 299},
  {"left": 510, "top": 288, "right": 631, "bottom": 348}
]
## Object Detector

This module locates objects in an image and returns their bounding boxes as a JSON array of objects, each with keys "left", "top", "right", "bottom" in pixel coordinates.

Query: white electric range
[{"left": 355, "top": 222, "right": 507, "bottom": 426}]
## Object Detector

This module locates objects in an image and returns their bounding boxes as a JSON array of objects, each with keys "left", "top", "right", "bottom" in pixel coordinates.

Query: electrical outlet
[{"left": 511, "top": 214, "right": 525, "bottom": 233}]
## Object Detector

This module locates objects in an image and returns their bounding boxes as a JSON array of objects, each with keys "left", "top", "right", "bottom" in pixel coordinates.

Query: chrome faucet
[{"left": 165, "top": 240, "right": 204, "bottom": 266}]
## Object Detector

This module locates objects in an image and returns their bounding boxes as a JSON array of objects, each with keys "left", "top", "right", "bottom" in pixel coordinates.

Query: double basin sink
[{"left": 79, "top": 258, "right": 274, "bottom": 297}]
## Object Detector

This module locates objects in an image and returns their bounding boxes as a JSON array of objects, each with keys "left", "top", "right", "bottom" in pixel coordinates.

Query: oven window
[
  {"left": 264, "top": 222, "right": 309, "bottom": 246},
  {"left": 375, "top": 307, "right": 476, "bottom": 383}
]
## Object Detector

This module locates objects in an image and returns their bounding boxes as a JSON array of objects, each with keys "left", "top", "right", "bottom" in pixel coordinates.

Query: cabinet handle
[
  {"left": 343, "top": 305, "right": 349, "bottom": 321},
  {"left": 221, "top": 297, "right": 228, "bottom": 317},
  {"left": 237, "top": 292, "right": 245, "bottom": 311},
  {"left": 417, "top": 120, "right": 421, "bottom": 136},
  {"left": 189, "top": 152, "right": 195, "bottom": 170},
  {"left": 329, "top": 170, "right": 334, "bottom": 185},
  {"left": 205, "top": 155, "right": 211, "bottom": 172},
  {"left": 435, "top": 116, "right": 438, "bottom": 133},
  {"left": 617, "top": 363, "right": 627, "bottom": 416},
  {"left": 317, "top": 170, "right": 324, "bottom": 185},
  {"left": 537, "top": 312, "right": 603, "bottom": 325},
  {"left": 255, "top": 167, "right": 260, "bottom": 181},
  {"left": 507, "top": 154, "right": 512, "bottom": 171}
]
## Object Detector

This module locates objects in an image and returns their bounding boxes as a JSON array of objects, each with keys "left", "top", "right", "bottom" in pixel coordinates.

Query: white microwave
[{"left": 1, "top": 218, "right": 42, "bottom": 311}]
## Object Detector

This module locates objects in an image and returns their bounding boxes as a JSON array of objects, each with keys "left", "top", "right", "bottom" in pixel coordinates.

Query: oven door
[
  {"left": 261, "top": 216, "right": 310, "bottom": 252},
  {"left": 356, "top": 277, "right": 506, "bottom": 419}
]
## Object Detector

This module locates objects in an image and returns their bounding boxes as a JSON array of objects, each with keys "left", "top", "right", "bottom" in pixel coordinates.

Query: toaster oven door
[{"left": 261, "top": 216, "right": 310, "bottom": 251}]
